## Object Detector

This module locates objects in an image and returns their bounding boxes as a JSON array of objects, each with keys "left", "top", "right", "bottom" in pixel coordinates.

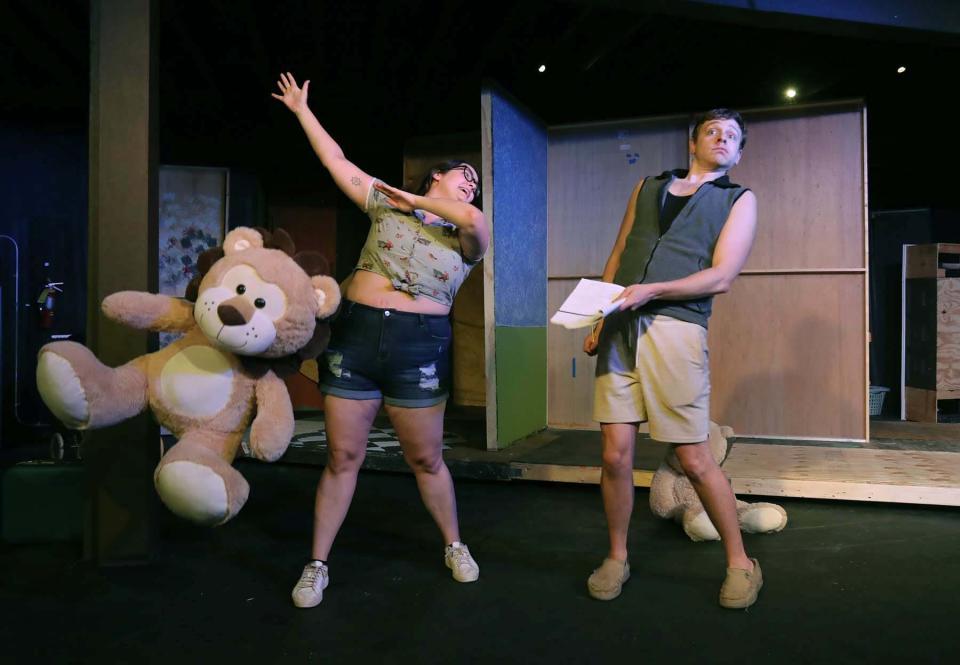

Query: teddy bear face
[{"left": 194, "top": 248, "right": 319, "bottom": 358}]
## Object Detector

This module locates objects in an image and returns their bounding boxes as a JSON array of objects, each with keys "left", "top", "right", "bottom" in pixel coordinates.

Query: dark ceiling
[{"left": 3, "top": 0, "right": 960, "bottom": 209}]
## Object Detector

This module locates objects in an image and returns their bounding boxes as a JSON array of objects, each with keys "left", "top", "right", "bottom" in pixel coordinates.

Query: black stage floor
[{"left": 2, "top": 460, "right": 958, "bottom": 663}]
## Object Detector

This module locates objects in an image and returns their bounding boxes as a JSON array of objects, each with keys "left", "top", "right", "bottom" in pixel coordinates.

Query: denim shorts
[{"left": 318, "top": 299, "right": 451, "bottom": 407}]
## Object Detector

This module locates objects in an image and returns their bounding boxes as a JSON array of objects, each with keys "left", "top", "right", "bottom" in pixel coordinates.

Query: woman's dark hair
[
  {"left": 691, "top": 108, "right": 747, "bottom": 149},
  {"left": 415, "top": 160, "right": 480, "bottom": 203}
]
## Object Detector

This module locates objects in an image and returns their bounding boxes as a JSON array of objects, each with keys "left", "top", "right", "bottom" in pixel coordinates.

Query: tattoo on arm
[{"left": 351, "top": 176, "right": 361, "bottom": 187}]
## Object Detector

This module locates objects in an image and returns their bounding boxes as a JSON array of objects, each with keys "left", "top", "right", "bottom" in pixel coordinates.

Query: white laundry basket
[{"left": 869, "top": 386, "right": 890, "bottom": 416}]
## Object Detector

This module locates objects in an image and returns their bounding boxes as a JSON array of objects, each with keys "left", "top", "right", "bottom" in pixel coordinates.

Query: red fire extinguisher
[{"left": 37, "top": 281, "right": 63, "bottom": 329}]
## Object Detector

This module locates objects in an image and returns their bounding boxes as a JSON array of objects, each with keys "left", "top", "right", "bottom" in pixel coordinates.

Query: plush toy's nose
[{"left": 217, "top": 297, "right": 254, "bottom": 326}]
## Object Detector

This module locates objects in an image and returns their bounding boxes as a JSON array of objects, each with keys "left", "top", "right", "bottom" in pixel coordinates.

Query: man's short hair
[{"left": 691, "top": 108, "right": 747, "bottom": 149}]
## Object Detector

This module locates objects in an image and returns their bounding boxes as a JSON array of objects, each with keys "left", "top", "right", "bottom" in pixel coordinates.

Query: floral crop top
[{"left": 354, "top": 179, "right": 479, "bottom": 306}]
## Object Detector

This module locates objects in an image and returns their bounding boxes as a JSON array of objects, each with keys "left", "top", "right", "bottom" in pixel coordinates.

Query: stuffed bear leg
[
  {"left": 37, "top": 341, "right": 148, "bottom": 430},
  {"left": 649, "top": 461, "right": 684, "bottom": 520},
  {"left": 682, "top": 505, "right": 721, "bottom": 542},
  {"left": 680, "top": 500, "right": 790, "bottom": 541},
  {"left": 154, "top": 431, "right": 249, "bottom": 526},
  {"left": 737, "top": 500, "right": 788, "bottom": 534}
]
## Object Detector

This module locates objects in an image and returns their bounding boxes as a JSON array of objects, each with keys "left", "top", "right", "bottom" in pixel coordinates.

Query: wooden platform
[
  {"left": 508, "top": 445, "right": 960, "bottom": 507},
  {"left": 270, "top": 412, "right": 960, "bottom": 507},
  {"left": 502, "top": 429, "right": 960, "bottom": 507},
  {"left": 723, "top": 444, "right": 960, "bottom": 505}
]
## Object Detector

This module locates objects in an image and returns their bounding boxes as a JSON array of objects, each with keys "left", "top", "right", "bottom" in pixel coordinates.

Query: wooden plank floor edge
[
  {"left": 511, "top": 444, "right": 960, "bottom": 507},
  {"left": 511, "top": 463, "right": 654, "bottom": 487},
  {"left": 724, "top": 444, "right": 960, "bottom": 482},
  {"left": 729, "top": 478, "right": 960, "bottom": 505}
]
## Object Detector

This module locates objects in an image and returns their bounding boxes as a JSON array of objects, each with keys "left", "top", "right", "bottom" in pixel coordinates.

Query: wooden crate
[{"left": 903, "top": 243, "right": 960, "bottom": 421}]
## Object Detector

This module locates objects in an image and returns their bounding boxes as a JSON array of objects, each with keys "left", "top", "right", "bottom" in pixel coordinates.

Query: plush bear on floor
[
  {"left": 36, "top": 227, "right": 340, "bottom": 526},
  {"left": 649, "top": 422, "right": 788, "bottom": 541}
]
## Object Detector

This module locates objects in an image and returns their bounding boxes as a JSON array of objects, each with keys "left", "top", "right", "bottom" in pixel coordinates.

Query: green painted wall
[{"left": 495, "top": 326, "right": 547, "bottom": 447}]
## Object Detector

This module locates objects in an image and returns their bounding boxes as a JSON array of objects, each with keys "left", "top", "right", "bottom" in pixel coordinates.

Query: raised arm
[
  {"left": 272, "top": 72, "right": 374, "bottom": 210},
  {"left": 615, "top": 189, "right": 758, "bottom": 310}
]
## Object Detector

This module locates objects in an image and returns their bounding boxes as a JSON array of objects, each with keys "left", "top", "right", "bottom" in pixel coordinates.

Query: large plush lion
[
  {"left": 36, "top": 227, "right": 340, "bottom": 525},
  {"left": 650, "top": 422, "right": 788, "bottom": 541}
]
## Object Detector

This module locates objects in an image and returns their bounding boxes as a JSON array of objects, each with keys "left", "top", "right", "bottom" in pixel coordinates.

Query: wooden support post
[{"left": 85, "top": 0, "right": 159, "bottom": 564}]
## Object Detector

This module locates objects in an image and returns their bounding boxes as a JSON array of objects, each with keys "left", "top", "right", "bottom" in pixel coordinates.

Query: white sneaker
[
  {"left": 444, "top": 543, "right": 479, "bottom": 583},
  {"left": 291, "top": 561, "right": 329, "bottom": 608}
]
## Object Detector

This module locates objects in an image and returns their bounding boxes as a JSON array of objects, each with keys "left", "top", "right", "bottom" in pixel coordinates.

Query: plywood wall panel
[
  {"left": 732, "top": 110, "right": 865, "bottom": 271},
  {"left": 937, "top": 278, "right": 960, "bottom": 395},
  {"left": 708, "top": 273, "right": 867, "bottom": 439},
  {"left": 548, "top": 279, "right": 600, "bottom": 429},
  {"left": 547, "top": 119, "right": 688, "bottom": 278}
]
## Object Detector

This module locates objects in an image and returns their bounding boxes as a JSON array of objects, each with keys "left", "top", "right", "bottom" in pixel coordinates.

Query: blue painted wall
[{"left": 489, "top": 89, "right": 548, "bottom": 328}]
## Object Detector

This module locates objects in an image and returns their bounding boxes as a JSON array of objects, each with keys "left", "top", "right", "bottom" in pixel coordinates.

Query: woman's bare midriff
[{"left": 343, "top": 269, "right": 452, "bottom": 315}]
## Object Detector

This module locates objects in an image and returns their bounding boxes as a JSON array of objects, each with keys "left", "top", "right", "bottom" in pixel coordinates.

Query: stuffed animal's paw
[
  {"left": 738, "top": 502, "right": 788, "bottom": 534},
  {"left": 248, "top": 391, "right": 294, "bottom": 462},
  {"left": 154, "top": 456, "right": 250, "bottom": 526},
  {"left": 248, "top": 429, "right": 291, "bottom": 462},
  {"left": 683, "top": 507, "right": 721, "bottom": 542},
  {"left": 36, "top": 347, "right": 91, "bottom": 429},
  {"left": 155, "top": 461, "right": 231, "bottom": 524}
]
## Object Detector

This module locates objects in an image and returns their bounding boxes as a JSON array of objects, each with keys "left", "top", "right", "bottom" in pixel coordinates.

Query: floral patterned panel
[{"left": 158, "top": 166, "right": 227, "bottom": 347}]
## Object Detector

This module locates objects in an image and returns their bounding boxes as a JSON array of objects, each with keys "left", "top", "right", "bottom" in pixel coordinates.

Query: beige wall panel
[
  {"left": 708, "top": 273, "right": 867, "bottom": 440},
  {"left": 733, "top": 109, "right": 865, "bottom": 270},
  {"left": 548, "top": 279, "right": 600, "bottom": 429},
  {"left": 547, "top": 119, "right": 688, "bottom": 278}
]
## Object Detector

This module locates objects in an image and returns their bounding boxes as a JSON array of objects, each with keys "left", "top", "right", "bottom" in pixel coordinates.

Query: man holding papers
[
  {"left": 582, "top": 109, "right": 762, "bottom": 608},
  {"left": 550, "top": 278, "right": 625, "bottom": 329}
]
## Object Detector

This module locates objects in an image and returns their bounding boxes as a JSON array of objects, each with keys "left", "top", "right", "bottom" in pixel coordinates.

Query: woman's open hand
[
  {"left": 374, "top": 180, "right": 419, "bottom": 213},
  {"left": 271, "top": 72, "right": 309, "bottom": 114}
]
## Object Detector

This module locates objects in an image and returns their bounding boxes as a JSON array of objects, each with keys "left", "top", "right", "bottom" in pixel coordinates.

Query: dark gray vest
[{"left": 614, "top": 169, "right": 748, "bottom": 328}]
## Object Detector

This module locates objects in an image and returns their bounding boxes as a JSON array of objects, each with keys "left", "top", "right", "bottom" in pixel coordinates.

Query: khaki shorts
[{"left": 593, "top": 313, "right": 710, "bottom": 443}]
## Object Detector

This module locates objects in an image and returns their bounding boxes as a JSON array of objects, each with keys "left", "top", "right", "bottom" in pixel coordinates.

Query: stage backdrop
[{"left": 545, "top": 101, "right": 868, "bottom": 441}]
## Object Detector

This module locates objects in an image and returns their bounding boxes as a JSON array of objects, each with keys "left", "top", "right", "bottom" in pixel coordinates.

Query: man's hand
[
  {"left": 271, "top": 72, "right": 310, "bottom": 114},
  {"left": 583, "top": 320, "right": 603, "bottom": 356},
  {"left": 616, "top": 283, "right": 657, "bottom": 311}
]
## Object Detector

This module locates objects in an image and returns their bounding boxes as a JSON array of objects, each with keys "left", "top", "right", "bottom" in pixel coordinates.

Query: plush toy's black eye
[
  {"left": 236, "top": 284, "right": 246, "bottom": 295},
  {"left": 254, "top": 298, "right": 266, "bottom": 309}
]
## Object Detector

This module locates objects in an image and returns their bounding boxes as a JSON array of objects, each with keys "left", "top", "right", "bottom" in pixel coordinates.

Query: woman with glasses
[{"left": 272, "top": 72, "right": 488, "bottom": 608}]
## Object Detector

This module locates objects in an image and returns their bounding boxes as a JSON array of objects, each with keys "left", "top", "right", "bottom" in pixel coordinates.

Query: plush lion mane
[{"left": 185, "top": 227, "right": 335, "bottom": 378}]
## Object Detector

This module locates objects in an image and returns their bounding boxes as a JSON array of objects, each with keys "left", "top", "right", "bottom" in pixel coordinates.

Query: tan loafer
[
  {"left": 719, "top": 557, "right": 763, "bottom": 609},
  {"left": 587, "top": 558, "right": 631, "bottom": 600}
]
